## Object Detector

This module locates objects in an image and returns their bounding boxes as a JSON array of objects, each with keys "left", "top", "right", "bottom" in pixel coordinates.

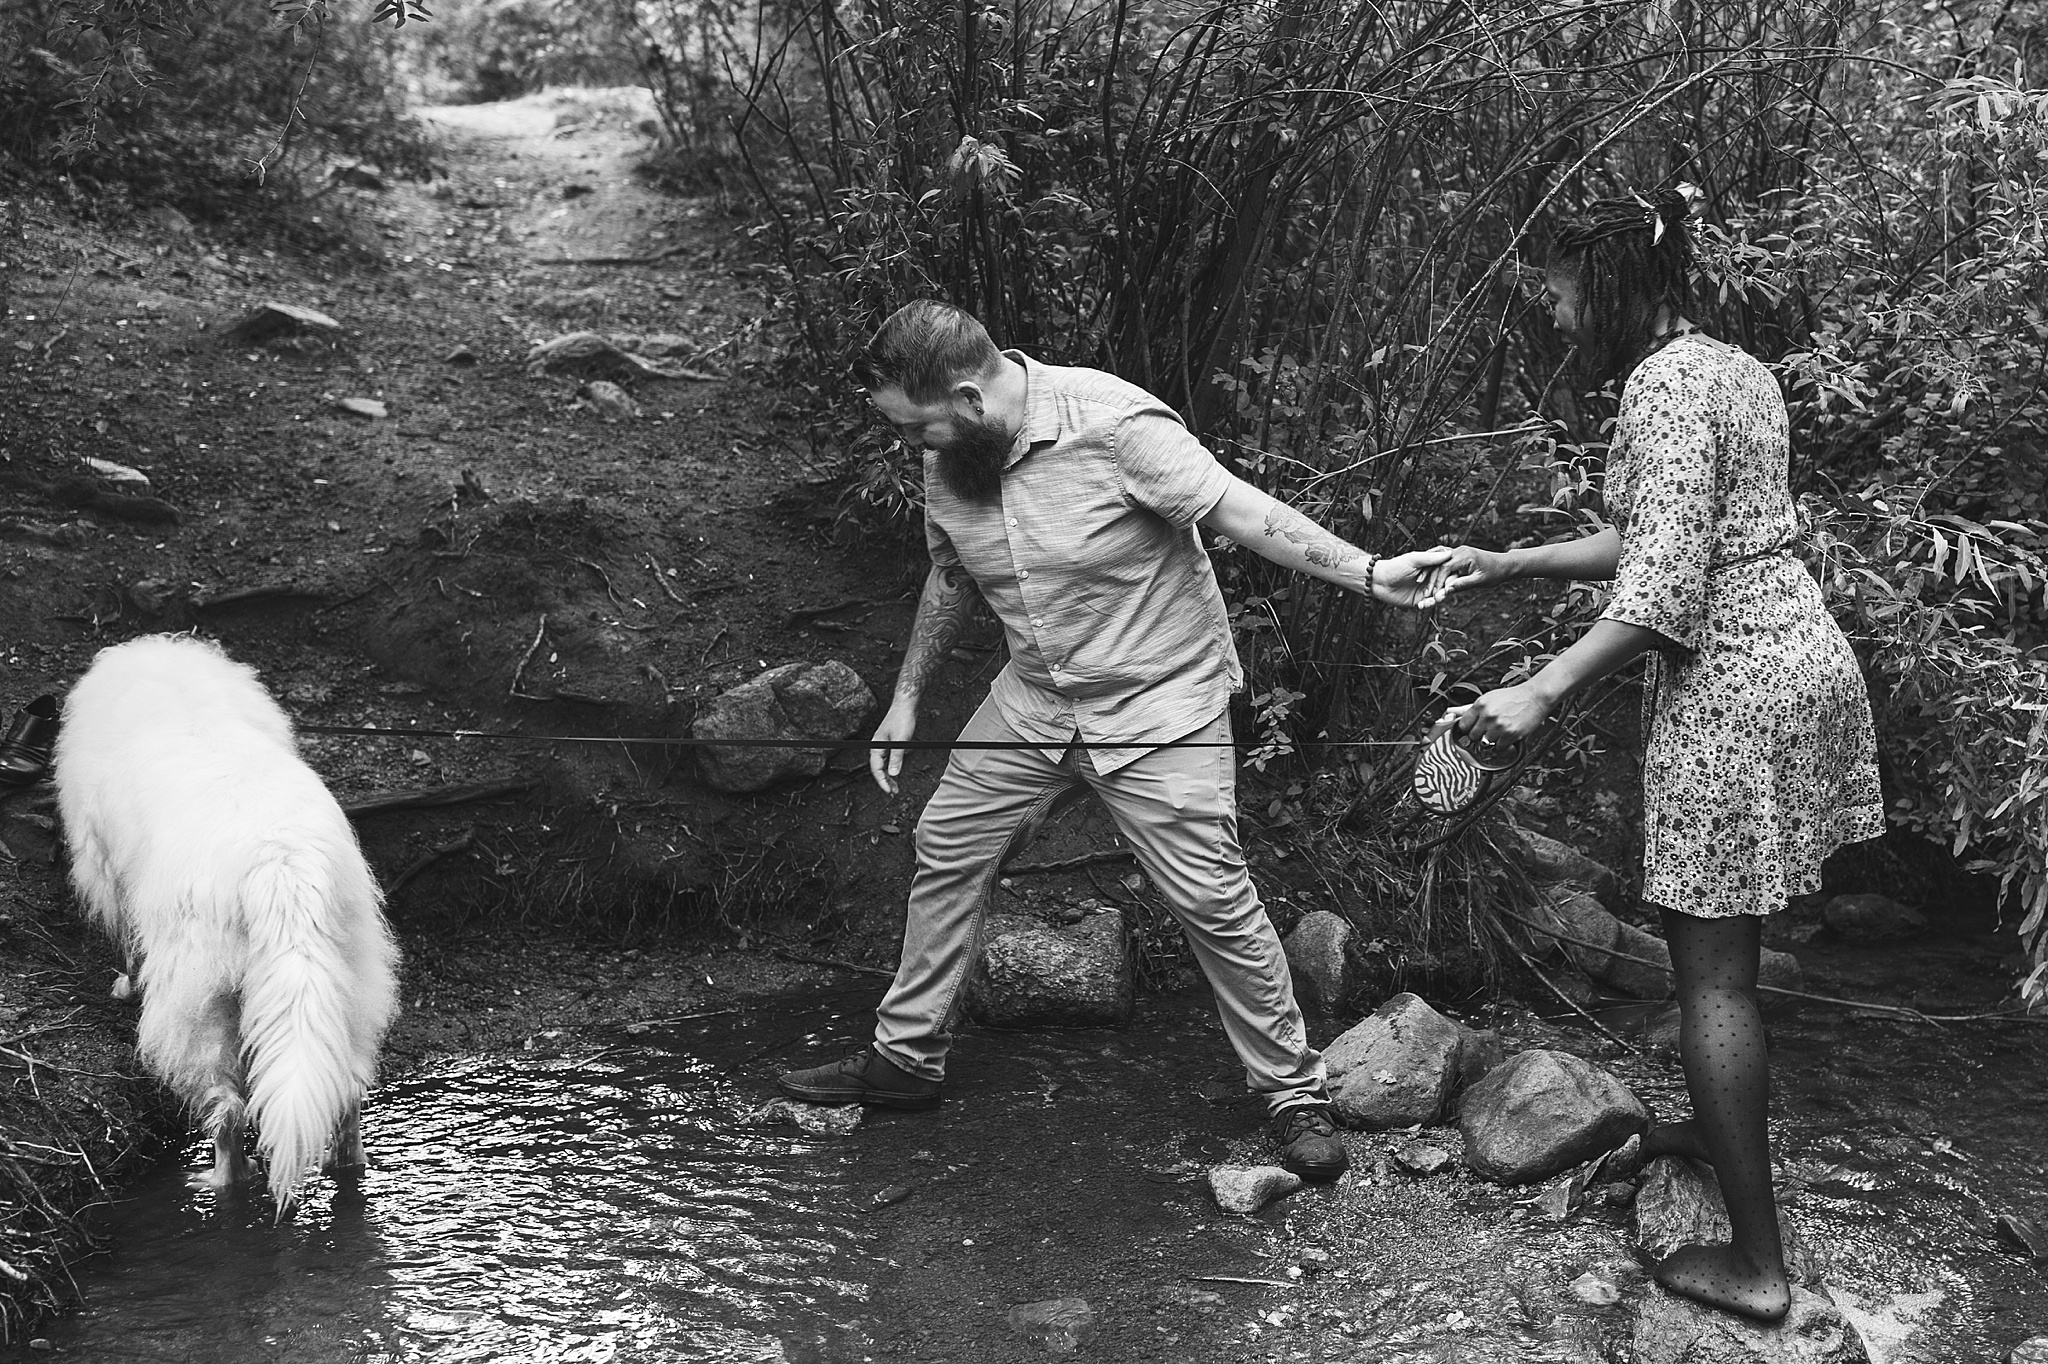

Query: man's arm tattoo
[
  {"left": 1261, "top": 505, "right": 1368, "bottom": 572},
  {"left": 894, "top": 563, "right": 979, "bottom": 703}
]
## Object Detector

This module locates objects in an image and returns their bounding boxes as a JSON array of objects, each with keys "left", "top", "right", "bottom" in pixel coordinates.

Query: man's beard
[{"left": 931, "top": 416, "right": 1011, "bottom": 501}]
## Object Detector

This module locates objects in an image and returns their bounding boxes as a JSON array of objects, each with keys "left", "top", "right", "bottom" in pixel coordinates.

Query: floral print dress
[{"left": 1602, "top": 332, "right": 1885, "bottom": 919}]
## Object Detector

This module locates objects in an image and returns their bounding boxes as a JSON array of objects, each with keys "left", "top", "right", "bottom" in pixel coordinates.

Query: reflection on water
[
  {"left": 19, "top": 980, "right": 2048, "bottom": 1362},
  {"left": 21, "top": 1010, "right": 882, "bottom": 1364}
]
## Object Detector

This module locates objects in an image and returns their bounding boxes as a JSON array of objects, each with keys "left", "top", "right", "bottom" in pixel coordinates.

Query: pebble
[
  {"left": 1393, "top": 1140, "right": 1452, "bottom": 1176},
  {"left": 1571, "top": 1271, "right": 1621, "bottom": 1306},
  {"left": 1007, "top": 1297, "right": 1096, "bottom": 1353},
  {"left": 2009, "top": 1338, "right": 2048, "bottom": 1364}
]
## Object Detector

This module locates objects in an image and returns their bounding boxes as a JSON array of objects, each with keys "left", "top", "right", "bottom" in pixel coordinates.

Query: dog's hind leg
[
  {"left": 327, "top": 1102, "right": 366, "bottom": 1175},
  {"left": 182, "top": 991, "right": 252, "bottom": 1193}
]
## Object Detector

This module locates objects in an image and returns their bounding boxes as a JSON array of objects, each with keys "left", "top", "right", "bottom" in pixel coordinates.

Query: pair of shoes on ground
[
  {"left": 0, "top": 695, "right": 58, "bottom": 790},
  {"left": 775, "top": 1049, "right": 1350, "bottom": 1182}
]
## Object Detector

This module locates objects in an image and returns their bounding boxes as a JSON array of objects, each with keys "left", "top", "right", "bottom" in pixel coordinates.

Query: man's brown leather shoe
[
  {"left": 0, "top": 696, "right": 58, "bottom": 790},
  {"left": 777, "top": 1047, "right": 942, "bottom": 1111}
]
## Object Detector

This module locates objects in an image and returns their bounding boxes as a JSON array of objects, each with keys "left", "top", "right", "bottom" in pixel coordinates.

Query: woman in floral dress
[{"left": 1425, "top": 188, "right": 1885, "bottom": 1322}]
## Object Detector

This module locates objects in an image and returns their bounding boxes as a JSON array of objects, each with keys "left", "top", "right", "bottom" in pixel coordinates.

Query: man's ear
[{"left": 949, "top": 379, "right": 986, "bottom": 413}]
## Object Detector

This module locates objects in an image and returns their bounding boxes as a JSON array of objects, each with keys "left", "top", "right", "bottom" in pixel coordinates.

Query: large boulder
[
  {"left": 1282, "top": 910, "right": 1355, "bottom": 1015},
  {"left": 1324, "top": 993, "right": 1466, "bottom": 1129},
  {"left": 691, "top": 660, "right": 874, "bottom": 792},
  {"left": 967, "top": 908, "right": 1134, "bottom": 1028},
  {"left": 1821, "top": 893, "right": 1928, "bottom": 940},
  {"left": 1529, "top": 890, "right": 1675, "bottom": 998},
  {"left": 1515, "top": 826, "right": 1622, "bottom": 909},
  {"left": 1758, "top": 947, "right": 1805, "bottom": 995},
  {"left": 1458, "top": 1049, "right": 1649, "bottom": 1184},
  {"left": 1633, "top": 1286, "right": 1869, "bottom": 1364}
]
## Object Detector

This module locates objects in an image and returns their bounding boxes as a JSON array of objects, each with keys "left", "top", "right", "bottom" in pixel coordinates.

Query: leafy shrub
[{"left": 0, "top": 0, "right": 433, "bottom": 217}]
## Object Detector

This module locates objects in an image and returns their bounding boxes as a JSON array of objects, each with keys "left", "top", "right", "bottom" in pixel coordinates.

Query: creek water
[{"left": 12, "top": 960, "right": 2048, "bottom": 1362}]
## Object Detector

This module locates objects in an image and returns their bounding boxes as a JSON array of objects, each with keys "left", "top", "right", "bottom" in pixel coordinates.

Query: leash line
[{"left": 295, "top": 722, "right": 1421, "bottom": 751}]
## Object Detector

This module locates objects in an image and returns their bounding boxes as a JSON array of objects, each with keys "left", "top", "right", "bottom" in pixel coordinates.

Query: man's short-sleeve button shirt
[{"left": 923, "top": 352, "right": 1243, "bottom": 772}]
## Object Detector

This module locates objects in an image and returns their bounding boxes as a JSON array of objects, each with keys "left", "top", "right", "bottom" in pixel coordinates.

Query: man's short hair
[{"left": 856, "top": 300, "right": 1002, "bottom": 401}]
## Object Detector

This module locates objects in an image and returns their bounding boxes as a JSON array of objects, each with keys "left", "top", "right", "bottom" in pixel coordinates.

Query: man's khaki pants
[{"left": 872, "top": 698, "right": 1327, "bottom": 1112}]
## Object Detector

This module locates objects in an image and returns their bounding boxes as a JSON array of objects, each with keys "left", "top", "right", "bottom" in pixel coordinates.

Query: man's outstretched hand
[{"left": 1372, "top": 547, "right": 1455, "bottom": 608}]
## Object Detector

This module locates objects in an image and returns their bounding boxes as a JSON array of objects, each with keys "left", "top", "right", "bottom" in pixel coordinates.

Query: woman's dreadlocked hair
[{"left": 1547, "top": 186, "right": 1700, "bottom": 382}]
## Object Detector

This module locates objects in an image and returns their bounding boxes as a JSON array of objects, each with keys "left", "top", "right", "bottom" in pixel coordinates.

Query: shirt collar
[{"left": 1005, "top": 350, "right": 1060, "bottom": 469}]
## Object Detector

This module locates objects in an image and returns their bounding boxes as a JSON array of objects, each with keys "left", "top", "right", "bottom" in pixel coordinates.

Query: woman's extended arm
[
  {"left": 1419, "top": 528, "right": 1622, "bottom": 606},
  {"left": 1444, "top": 617, "right": 1666, "bottom": 745}
]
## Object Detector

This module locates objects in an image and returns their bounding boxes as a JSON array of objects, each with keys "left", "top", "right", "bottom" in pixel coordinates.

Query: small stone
[
  {"left": 869, "top": 1183, "right": 914, "bottom": 1209},
  {"left": 444, "top": 345, "right": 479, "bottom": 365},
  {"left": 1998, "top": 1212, "right": 2046, "bottom": 1258},
  {"left": 575, "top": 379, "right": 640, "bottom": 421},
  {"left": 1758, "top": 947, "right": 1805, "bottom": 994},
  {"left": 1822, "top": 893, "right": 1929, "bottom": 940},
  {"left": 229, "top": 300, "right": 341, "bottom": 343},
  {"left": 330, "top": 164, "right": 387, "bottom": 190},
  {"left": 744, "top": 1099, "right": 864, "bottom": 1136},
  {"left": 1532, "top": 1180, "right": 1574, "bottom": 1220},
  {"left": 1571, "top": 1270, "right": 1621, "bottom": 1306},
  {"left": 1208, "top": 1164, "right": 1303, "bottom": 1213},
  {"left": 1458, "top": 1049, "right": 1649, "bottom": 1184},
  {"left": 2010, "top": 1338, "right": 2048, "bottom": 1364},
  {"left": 1393, "top": 1141, "right": 1452, "bottom": 1176},
  {"left": 84, "top": 457, "right": 149, "bottom": 487},
  {"left": 335, "top": 397, "right": 387, "bottom": 419},
  {"left": 1007, "top": 1297, "right": 1097, "bottom": 1353}
]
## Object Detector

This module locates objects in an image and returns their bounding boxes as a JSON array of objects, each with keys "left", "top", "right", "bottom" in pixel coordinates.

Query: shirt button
[
  {"left": 1031, "top": 618, "right": 1043, "bottom": 628},
  {"left": 1008, "top": 518, "right": 1018, "bottom": 527},
  {"left": 1018, "top": 569, "right": 1029, "bottom": 579}
]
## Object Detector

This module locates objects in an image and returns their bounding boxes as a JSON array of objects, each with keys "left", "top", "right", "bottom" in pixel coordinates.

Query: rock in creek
[
  {"left": 967, "top": 907, "right": 1134, "bottom": 1029},
  {"left": 691, "top": 660, "right": 875, "bottom": 792},
  {"left": 1758, "top": 946, "right": 1805, "bottom": 995},
  {"left": 1325, "top": 992, "right": 1466, "bottom": 1129},
  {"left": 1007, "top": 1297, "right": 1097, "bottom": 1353},
  {"left": 742, "top": 1099, "right": 864, "bottom": 1136},
  {"left": 2009, "top": 1338, "right": 2048, "bottom": 1364},
  {"left": 1514, "top": 825, "right": 1622, "bottom": 909},
  {"left": 1633, "top": 1285, "right": 1870, "bottom": 1364},
  {"left": 1634, "top": 1157, "right": 1819, "bottom": 1283},
  {"left": 1821, "top": 893, "right": 1929, "bottom": 940},
  {"left": 1458, "top": 1049, "right": 1649, "bottom": 1184},
  {"left": 1282, "top": 909, "right": 1356, "bottom": 1015},
  {"left": 1208, "top": 1164, "right": 1303, "bottom": 1213},
  {"left": 230, "top": 300, "right": 341, "bottom": 343},
  {"left": 1529, "top": 889, "right": 1676, "bottom": 998}
]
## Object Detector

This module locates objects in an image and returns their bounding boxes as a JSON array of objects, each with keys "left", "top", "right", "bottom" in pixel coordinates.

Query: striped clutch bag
[{"left": 1411, "top": 728, "right": 1522, "bottom": 816}]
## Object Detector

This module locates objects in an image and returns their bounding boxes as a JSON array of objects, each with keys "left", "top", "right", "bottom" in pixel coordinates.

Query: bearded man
[{"left": 778, "top": 301, "right": 1445, "bottom": 1179}]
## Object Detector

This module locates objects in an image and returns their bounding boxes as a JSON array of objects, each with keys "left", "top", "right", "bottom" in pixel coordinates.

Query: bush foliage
[{"left": 689, "top": 0, "right": 2046, "bottom": 999}]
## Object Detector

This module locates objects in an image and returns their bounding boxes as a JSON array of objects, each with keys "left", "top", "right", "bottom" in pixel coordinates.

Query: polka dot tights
[{"left": 1641, "top": 906, "right": 1793, "bottom": 1323}]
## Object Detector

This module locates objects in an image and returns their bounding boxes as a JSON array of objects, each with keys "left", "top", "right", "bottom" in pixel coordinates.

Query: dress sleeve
[
  {"left": 1601, "top": 357, "right": 1716, "bottom": 653},
  {"left": 1112, "top": 409, "right": 1232, "bottom": 527}
]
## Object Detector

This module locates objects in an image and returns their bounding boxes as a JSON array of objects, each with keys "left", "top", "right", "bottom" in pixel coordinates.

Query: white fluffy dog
[{"left": 54, "top": 634, "right": 400, "bottom": 1210}]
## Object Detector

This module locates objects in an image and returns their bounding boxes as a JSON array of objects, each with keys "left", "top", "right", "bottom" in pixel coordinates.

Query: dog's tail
[{"left": 237, "top": 836, "right": 399, "bottom": 1210}]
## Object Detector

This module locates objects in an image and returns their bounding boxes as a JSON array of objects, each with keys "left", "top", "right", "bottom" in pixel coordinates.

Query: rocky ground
[{"left": 2, "top": 88, "right": 2045, "bottom": 1363}]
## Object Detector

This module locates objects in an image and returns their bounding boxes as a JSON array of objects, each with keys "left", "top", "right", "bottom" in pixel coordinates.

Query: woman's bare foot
[
  {"left": 1642, "top": 1117, "right": 1715, "bottom": 1165},
  {"left": 1654, "top": 1242, "right": 1791, "bottom": 1322}
]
